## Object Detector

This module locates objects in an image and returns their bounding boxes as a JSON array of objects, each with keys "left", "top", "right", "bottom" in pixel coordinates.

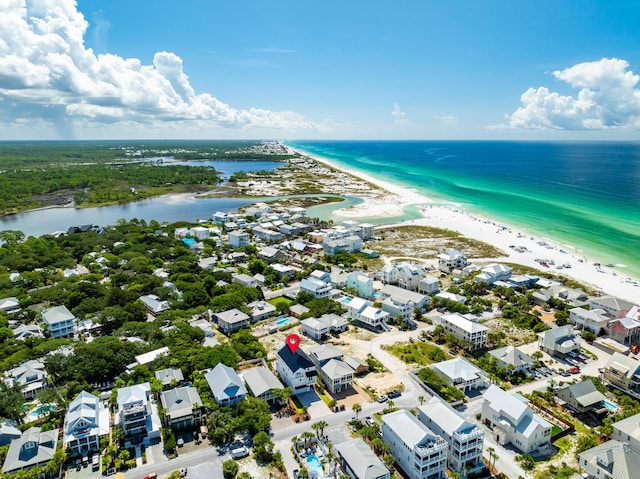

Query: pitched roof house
[{"left": 205, "top": 363, "right": 247, "bottom": 406}]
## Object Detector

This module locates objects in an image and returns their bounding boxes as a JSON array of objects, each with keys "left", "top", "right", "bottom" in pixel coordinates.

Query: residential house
[
  {"left": 435, "top": 292, "right": 467, "bottom": 304},
  {"left": 41, "top": 305, "right": 75, "bottom": 338},
  {"left": 345, "top": 297, "right": 390, "bottom": 331},
  {"left": 133, "top": 346, "right": 170, "bottom": 369},
  {"left": 475, "top": 264, "right": 513, "bottom": 285},
  {"left": 569, "top": 307, "right": 611, "bottom": 335},
  {"left": 252, "top": 226, "right": 283, "bottom": 243},
  {"left": 232, "top": 273, "right": 258, "bottom": 288},
  {"left": 189, "top": 318, "right": 214, "bottom": 337},
  {"left": 205, "top": 363, "right": 247, "bottom": 406},
  {"left": 438, "top": 249, "right": 467, "bottom": 273},
  {"left": 212, "top": 211, "right": 234, "bottom": 224},
  {"left": 117, "top": 382, "right": 161, "bottom": 439},
  {"left": 430, "top": 357, "right": 489, "bottom": 392},
  {"left": 242, "top": 366, "right": 285, "bottom": 405},
  {"left": 63, "top": 391, "right": 110, "bottom": 456},
  {"left": 308, "top": 344, "right": 354, "bottom": 393},
  {"left": 537, "top": 325, "right": 581, "bottom": 357},
  {"left": 396, "top": 262, "right": 423, "bottom": 291},
  {"left": 418, "top": 396, "right": 485, "bottom": 474},
  {"left": 290, "top": 304, "right": 310, "bottom": 319},
  {"left": 382, "top": 409, "right": 448, "bottom": 479},
  {"left": 588, "top": 296, "right": 636, "bottom": 319},
  {"left": 300, "top": 277, "right": 332, "bottom": 298},
  {"left": 139, "top": 294, "right": 170, "bottom": 316},
  {"left": 380, "top": 284, "right": 430, "bottom": 310},
  {"left": 323, "top": 235, "right": 362, "bottom": 256},
  {"left": 0, "top": 420, "right": 21, "bottom": 447},
  {"left": 608, "top": 317, "right": 640, "bottom": 345},
  {"left": 275, "top": 345, "right": 317, "bottom": 394},
  {"left": 343, "top": 356, "right": 369, "bottom": 375},
  {"left": 612, "top": 412, "right": 640, "bottom": 451},
  {"left": 215, "top": 309, "right": 251, "bottom": 334},
  {"left": 7, "top": 360, "right": 48, "bottom": 400},
  {"left": 532, "top": 285, "right": 590, "bottom": 308},
  {"left": 247, "top": 300, "right": 276, "bottom": 322},
  {"left": 556, "top": 380, "right": 607, "bottom": 416},
  {"left": 435, "top": 313, "right": 488, "bottom": 350},
  {"left": 489, "top": 346, "right": 533, "bottom": 374},
  {"left": 0, "top": 297, "right": 20, "bottom": 313},
  {"left": 272, "top": 264, "right": 297, "bottom": 279},
  {"left": 155, "top": 368, "right": 184, "bottom": 388},
  {"left": 228, "top": 230, "right": 250, "bottom": 248},
  {"left": 334, "top": 438, "right": 390, "bottom": 479},
  {"left": 418, "top": 276, "right": 440, "bottom": 295},
  {"left": 578, "top": 440, "right": 640, "bottom": 479},
  {"left": 380, "top": 265, "right": 399, "bottom": 285},
  {"left": 347, "top": 271, "right": 374, "bottom": 298},
  {"left": 160, "top": 386, "right": 204, "bottom": 430},
  {"left": 258, "top": 246, "right": 285, "bottom": 263},
  {"left": 2, "top": 427, "right": 58, "bottom": 474},
  {"left": 301, "top": 314, "right": 348, "bottom": 340},
  {"left": 603, "top": 352, "right": 640, "bottom": 392},
  {"left": 481, "top": 385, "right": 552, "bottom": 454},
  {"left": 12, "top": 324, "right": 43, "bottom": 341}
]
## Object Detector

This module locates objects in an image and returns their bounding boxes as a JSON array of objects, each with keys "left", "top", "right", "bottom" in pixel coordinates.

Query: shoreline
[{"left": 285, "top": 144, "right": 640, "bottom": 303}]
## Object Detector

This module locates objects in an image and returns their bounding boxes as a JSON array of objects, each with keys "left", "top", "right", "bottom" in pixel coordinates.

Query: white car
[{"left": 377, "top": 395, "right": 388, "bottom": 403}]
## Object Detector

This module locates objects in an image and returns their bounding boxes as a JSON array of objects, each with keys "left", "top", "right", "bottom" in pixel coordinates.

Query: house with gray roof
[
  {"left": 418, "top": 276, "right": 440, "bottom": 295},
  {"left": 0, "top": 297, "right": 20, "bottom": 313},
  {"left": 139, "top": 294, "right": 170, "bottom": 315},
  {"left": 11, "top": 324, "right": 43, "bottom": 341},
  {"left": 438, "top": 248, "right": 467, "bottom": 273},
  {"left": 242, "top": 366, "right": 284, "bottom": 404},
  {"left": 2, "top": 427, "right": 58, "bottom": 474},
  {"left": 475, "top": 263, "right": 513, "bottom": 285},
  {"left": 430, "top": 357, "right": 489, "bottom": 392},
  {"left": 613, "top": 412, "right": 640, "bottom": 451},
  {"left": 335, "top": 438, "right": 390, "bottom": 479},
  {"left": 0, "top": 420, "right": 21, "bottom": 447},
  {"left": 418, "top": 396, "right": 484, "bottom": 474},
  {"left": 569, "top": 307, "right": 612, "bottom": 335},
  {"left": 160, "top": 386, "right": 204, "bottom": 430},
  {"left": 434, "top": 313, "right": 488, "bottom": 351},
  {"left": 381, "top": 409, "right": 448, "bottom": 479},
  {"left": 489, "top": 345, "right": 533, "bottom": 374},
  {"left": 63, "top": 391, "right": 110, "bottom": 456},
  {"left": 588, "top": 296, "right": 636, "bottom": 319},
  {"left": 556, "top": 380, "right": 607, "bottom": 416},
  {"left": 579, "top": 440, "right": 640, "bottom": 479},
  {"left": 531, "top": 285, "right": 589, "bottom": 307},
  {"left": 215, "top": 308, "right": 251, "bottom": 334},
  {"left": 7, "top": 359, "right": 48, "bottom": 400},
  {"left": 155, "top": 368, "right": 184, "bottom": 388},
  {"left": 247, "top": 300, "right": 276, "bottom": 322},
  {"left": 319, "top": 359, "right": 354, "bottom": 394},
  {"left": 117, "top": 382, "right": 161, "bottom": 440},
  {"left": 205, "top": 363, "right": 247, "bottom": 406},
  {"left": 301, "top": 314, "right": 347, "bottom": 340},
  {"left": 537, "top": 324, "right": 580, "bottom": 357},
  {"left": 290, "top": 304, "right": 310, "bottom": 319},
  {"left": 41, "top": 304, "right": 75, "bottom": 338},
  {"left": 481, "top": 385, "right": 552, "bottom": 454},
  {"left": 603, "top": 352, "right": 640, "bottom": 392}
]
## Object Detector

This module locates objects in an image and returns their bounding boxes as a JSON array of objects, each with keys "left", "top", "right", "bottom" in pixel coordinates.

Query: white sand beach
[{"left": 306, "top": 152, "right": 640, "bottom": 303}]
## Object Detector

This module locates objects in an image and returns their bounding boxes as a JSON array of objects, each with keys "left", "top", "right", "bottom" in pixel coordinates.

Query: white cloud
[
  {"left": 507, "top": 58, "right": 640, "bottom": 130},
  {"left": 434, "top": 114, "right": 459, "bottom": 126},
  {"left": 0, "top": 0, "right": 315, "bottom": 137},
  {"left": 391, "top": 102, "right": 409, "bottom": 125}
]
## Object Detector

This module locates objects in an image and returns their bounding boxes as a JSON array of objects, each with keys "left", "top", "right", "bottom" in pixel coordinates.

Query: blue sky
[{"left": 1, "top": 0, "right": 639, "bottom": 140}]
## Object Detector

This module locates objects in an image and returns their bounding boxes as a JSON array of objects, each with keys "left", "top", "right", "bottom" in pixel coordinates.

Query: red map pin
[{"left": 286, "top": 333, "right": 300, "bottom": 354}]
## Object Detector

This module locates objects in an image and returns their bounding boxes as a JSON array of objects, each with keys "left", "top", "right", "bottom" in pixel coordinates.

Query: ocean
[{"left": 286, "top": 140, "right": 640, "bottom": 279}]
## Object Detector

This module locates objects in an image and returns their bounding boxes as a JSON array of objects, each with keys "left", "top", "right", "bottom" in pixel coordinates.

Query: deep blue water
[{"left": 287, "top": 140, "right": 640, "bottom": 277}]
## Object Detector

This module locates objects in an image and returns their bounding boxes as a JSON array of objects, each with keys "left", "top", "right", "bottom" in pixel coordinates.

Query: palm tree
[
  {"left": 418, "top": 395, "right": 425, "bottom": 405},
  {"left": 291, "top": 435, "right": 300, "bottom": 453},
  {"left": 352, "top": 403, "right": 362, "bottom": 421},
  {"left": 312, "top": 420, "right": 328, "bottom": 439},
  {"left": 301, "top": 431, "right": 315, "bottom": 449},
  {"left": 386, "top": 399, "right": 395, "bottom": 412}
]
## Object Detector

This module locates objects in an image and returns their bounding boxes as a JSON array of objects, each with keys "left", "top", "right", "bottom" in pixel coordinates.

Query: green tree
[
  {"left": 0, "top": 381, "right": 25, "bottom": 424},
  {"left": 352, "top": 403, "right": 362, "bottom": 421},
  {"left": 311, "top": 420, "right": 328, "bottom": 439},
  {"left": 253, "top": 431, "right": 274, "bottom": 463},
  {"left": 222, "top": 459, "right": 239, "bottom": 479}
]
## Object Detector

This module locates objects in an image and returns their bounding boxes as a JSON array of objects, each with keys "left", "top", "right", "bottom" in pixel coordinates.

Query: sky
[{"left": 1, "top": 0, "right": 640, "bottom": 140}]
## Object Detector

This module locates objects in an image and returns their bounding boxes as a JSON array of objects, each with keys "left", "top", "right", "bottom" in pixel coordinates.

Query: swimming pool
[
  {"left": 603, "top": 400, "right": 618, "bottom": 410},
  {"left": 341, "top": 297, "right": 352, "bottom": 304},
  {"left": 275, "top": 316, "right": 292, "bottom": 327},
  {"left": 26, "top": 404, "right": 55, "bottom": 421},
  {"left": 306, "top": 453, "right": 324, "bottom": 477}
]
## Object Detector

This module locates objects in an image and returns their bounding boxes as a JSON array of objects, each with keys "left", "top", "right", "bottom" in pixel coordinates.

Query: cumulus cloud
[
  {"left": 0, "top": 0, "right": 314, "bottom": 135},
  {"left": 391, "top": 102, "right": 409, "bottom": 125},
  {"left": 507, "top": 58, "right": 640, "bottom": 130}
]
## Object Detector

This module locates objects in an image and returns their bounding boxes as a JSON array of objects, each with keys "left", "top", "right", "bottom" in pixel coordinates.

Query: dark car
[{"left": 388, "top": 389, "right": 401, "bottom": 399}]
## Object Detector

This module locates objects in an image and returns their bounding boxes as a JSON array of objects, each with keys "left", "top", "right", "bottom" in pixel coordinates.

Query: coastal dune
[{"left": 301, "top": 151, "right": 640, "bottom": 303}]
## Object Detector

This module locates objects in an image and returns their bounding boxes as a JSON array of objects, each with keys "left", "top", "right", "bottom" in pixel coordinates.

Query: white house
[
  {"left": 430, "top": 357, "right": 489, "bottom": 392},
  {"left": 418, "top": 396, "right": 485, "bottom": 474},
  {"left": 228, "top": 230, "right": 250, "bottom": 248},
  {"left": 7, "top": 360, "right": 48, "bottom": 400},
  {"left": 215, "top": 309, "right": 251, "bottom": 334},
  {"left": 205, "top": 363, "right": 247, "bottom": 406},
  {"left": 346, "top": 297, "right": 390, "bottom": 331},
  {"left": 139, "top": 294, "right": 170, "bottom": 315},
  {"left": 275, "top": 345, "right": 318, "bottom": 394},
  {"left": 537, "top": 325, "right": 581, "bottom": 357},
  {"left": 301, "top": 314, "right": 348, "bottom": 340},
  {"left": 382, "top": 409, "right": 448, "bottom": 479},
  {"left": 489, "top": 345, "right": 534, "bottom": 374},
  {"left": 117, "top": 382, "right": 161, "bottom": 440},
  {"left": 335, "top": 438, "right": 390, "bottom": 479},
  {"left": 242, "top": 366, "right": 285, "bottom": 405},
  {"left": 63, "top": 391, "right": 110, "bottom": 456},
  {"left": 569, "top": 307, "right": 611, "bottom": 335},
  {"left": 41, "top": 305, "right": 75, "bottom": 338},
  {"left": 418, "top": 276, "right": 440, "bottom": 295},
  {"left": 435, "top": 313, "right": 488, "bottom": 350},
  {"left": 396, "top": 262, "right": 423, "bottom": 291},
  {"left": 475, "top": 264, "right": 513, "bottom": 285},
  {"left": 481, "top": 385, "right": 552, "bottom": 454},
  {"left": 438, "top": 249, "right": 467, "bottom": 273},
  {"left": 300, "top": 277, "right": 332, "bottom": 298}
]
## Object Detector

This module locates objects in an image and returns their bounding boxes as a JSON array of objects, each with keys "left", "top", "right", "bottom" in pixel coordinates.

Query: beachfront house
[
  {"left": 418, "top": 396, "right": 485, "bottom": 474},
  {"left": 481, "top": 385, "right": 552, "bottom": 454},
  {"left": 205, "top": 364, "right": 247, "bottom": 406},
  {"left": 438, "top": 249, "right": 467, "bottom": 273},
  {"left": 63, "top": 391, "right": 110, "bottom": 456},
  {"left": 608, "top": 316, "right": 640, "bottom": 345},
  {"left": 588, "top": 296, "right": 636, "bottom": 319},
  {"left": 434, "top": 313, "right": 488, "bottom": 350},
  {"left": 556, "top": 380, "right": 607, "bottom": 417},
  {"left": 41, "top": 305, "right": 76, "bottom": 338},
  {"left": 475, "top": 263, "right": 513, "bottom": 285},
  {"left": 334, "top": 438, "right": 390, "bottom": 479},
  {"left": 603, "top": 352, "right": 640, "bottom": 392},
  {"left": 537, "top": 325, "right": 581, "bottom": 357},
  {"left": 569, "top": 307, "right": 612, "bottom": 335},
  {"left": 275, "top": 345, "right": 318, "bottom": 394},
  {"left": 382, "top": 409, "right": 448, "bottom": 479},
  {"left": 489, "top": 345, "right": 534, "bottom": 374},
  {"left": 430, "top": 357, "right": 489, "bottom": 392}
]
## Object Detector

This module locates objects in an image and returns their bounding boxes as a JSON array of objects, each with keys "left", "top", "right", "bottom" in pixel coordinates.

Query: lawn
[
  {"left": 551, "top": 424, "right": 563, "bottom": 437},
  {"left": 385, "top": 341, "right": 449, "bottom": 366},
  {"left": 268, "top": 297, "right": 292, "bottom": 309}
]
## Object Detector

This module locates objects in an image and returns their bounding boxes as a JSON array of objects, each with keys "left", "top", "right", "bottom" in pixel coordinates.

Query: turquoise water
[
  {"left": 27, "top": 404, "right": 55, "bottom": 421},
  {"left": 603, "top": 400, "right": 617, "bottom": 410},
  {"left": 275, "top": 316, "right": 292, "bottom": 326},
  {"left": 287, "top": 141, "right": 640, "bottom": 278},
  {"left": 342, "top": 297, "right": 352, "bottom": 304},
  {"left": 306, "top": 454, "right": 324, "bottom": 476}
]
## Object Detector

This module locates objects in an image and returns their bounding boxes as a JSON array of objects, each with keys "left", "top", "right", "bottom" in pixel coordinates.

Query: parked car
[
  {"left": 388, "top": 389, "right": 401, "bottom": 399},
  {"left": 231, "top": 446, "right": 250, "bottom": 459},
  {"left": 569, "top": 367, "right": 580, "bottom": 374},
  {"left": 377, "top": 395, "right": 388, "bottom": 403}
]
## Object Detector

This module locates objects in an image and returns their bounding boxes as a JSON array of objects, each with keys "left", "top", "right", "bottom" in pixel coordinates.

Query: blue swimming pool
[
  {"left": 306, "top": 453, "right": 324, "bottom": 476},
  {"left": 603, "top": 400, "right": 618, "bottom": 410},
  {"left": 341, "top": 297, "right": 352, "bottom": 304},
  {"left": 276, "top": 316, "right": 292, "bottom": 327}
]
